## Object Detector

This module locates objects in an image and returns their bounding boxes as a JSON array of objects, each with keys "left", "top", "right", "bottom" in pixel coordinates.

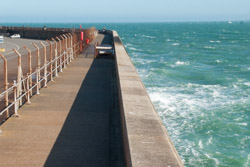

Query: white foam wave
[
  {"left": 216, "top": 60, "right": 222, "bottom": 63},
  {"left": 210, "top": 40, "right": 221, "bottom": 43},
  {"left": 198, "top": 140, "right": 203, "bottom": 149},
  {"left": 128, "top": 47, "right": 143, "bottom": 52},
  {"left": 206, "top": 137, "right": 213, "bottom": 145},
  {"left": 236, "top": 122, "right": 248, "bottom": 126},
  {"left": 172, "top": 43, "right": 180, "bottom": 46},
  {"left": 244, "top": 82, "right": 250, "bottom": 86},
  {"left": 142, "top": 35, "right": 156, "bottom": 39},
  {"left": 244, "top": 154, "right": 250, "bottom": 167},
  {"left": 204, "top": 46, "right": 215, "bottom": 49},
  {"left": 205, "top": 153, "right": 220, "bottom": 166},
  {"left": 147, "top": 79, "right": 249, "bottom": 167},
  {"left": 170, "top": 61, "right": 189, "bottom": 67}
]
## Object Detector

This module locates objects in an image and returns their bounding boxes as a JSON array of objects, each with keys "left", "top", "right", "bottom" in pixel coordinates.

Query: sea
[{"left": 1, "top": 22, "right": 250, "bottom": 167}]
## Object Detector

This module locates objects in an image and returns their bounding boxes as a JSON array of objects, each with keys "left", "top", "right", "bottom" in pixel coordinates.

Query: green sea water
[{"left": 1, "top": 22, "right": 249, "bottom": 167}]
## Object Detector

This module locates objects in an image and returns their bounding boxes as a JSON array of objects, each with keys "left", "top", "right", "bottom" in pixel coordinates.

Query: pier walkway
[{"left": 0, "top": 33, "right": 124, "bottom": 167}]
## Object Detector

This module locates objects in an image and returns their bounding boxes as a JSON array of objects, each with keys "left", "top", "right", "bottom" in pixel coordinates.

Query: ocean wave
[
  {"left": 128, "top": 47, "right": 143, "bottom": 52},
  {"left": 236, "top": 122, "right": 248, "bottom": 126},
  {"left": 204, "top": 46, "right": 216, "bottom": 49},
  {"left": 210, "top": 40, "right": 221, "bottom": 43},
  {"left": 170, "top": 61, "right": 189, "bottom": 67},
  {"left": 142, "top": 35, "right": 156, "bottom": 39},
  {"left": 147, "top": 82, "right": 249, "bottom": 166},
  {"left": 172, "top": 43, "right": 180, "bottom": 46},
  {"left": 244, "top": 154, "right": 250, "bottom": 167},
  {"left": 229, "top": 41, "right": 239, "bottom": 44},
  {"left": 244, "top": 82, "right": 250, "bottom": 86},
  {"left": 216, "top": 60, "right": 222, "bottom": 63}
]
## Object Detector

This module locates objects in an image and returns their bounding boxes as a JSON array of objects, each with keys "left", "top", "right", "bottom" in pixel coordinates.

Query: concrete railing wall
[
  {"left": 0, "top": 26, "right": 96, "bottom": 41},
  {"left": 113, "top": 31, "right": 184, "bottom": 167}
]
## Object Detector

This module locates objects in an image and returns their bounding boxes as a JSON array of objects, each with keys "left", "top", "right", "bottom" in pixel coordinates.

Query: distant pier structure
[{"left": 0, "top": 26, "right": 183, "bottom": 167}]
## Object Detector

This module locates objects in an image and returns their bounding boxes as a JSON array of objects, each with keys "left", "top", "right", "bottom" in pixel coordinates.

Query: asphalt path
[
  {"left": 0, "top": 37, "right": 46, "bottom": 92},
  {"left": 1, "top": 37, "right": 43, "bottom": 57}
]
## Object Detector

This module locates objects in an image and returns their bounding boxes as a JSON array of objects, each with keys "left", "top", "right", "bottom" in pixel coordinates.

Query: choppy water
[{"left": 2, "top": 22, "right": 250, "bottom": 167}]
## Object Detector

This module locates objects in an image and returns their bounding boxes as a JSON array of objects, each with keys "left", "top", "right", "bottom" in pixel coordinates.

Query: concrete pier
[
  {"left": 0, "top": 33, "right": 124, "bottom": 167},
  {"left": 113, "top": 31, "right": 183, "bottom": 167},
  {"left": 0, "top": 29, "right": 183, "bottom": 167}
]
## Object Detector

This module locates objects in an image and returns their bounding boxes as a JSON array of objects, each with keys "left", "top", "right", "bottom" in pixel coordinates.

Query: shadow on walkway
[{"left": 44, "top": 57, "right": 124, "bottom": 167}]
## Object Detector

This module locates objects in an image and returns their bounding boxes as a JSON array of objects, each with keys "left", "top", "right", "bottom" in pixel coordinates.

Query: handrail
[{"left": 0, "top": 28, "right": 96, "bottom": 122}]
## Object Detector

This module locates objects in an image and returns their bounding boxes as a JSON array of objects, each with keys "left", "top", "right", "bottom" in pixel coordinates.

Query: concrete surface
[
  {"left": 0, "top": 30, "right": 184, "bottom": 167},
  {"left": 113, "top": 31, "right": 184, "bottom": 167},
  {"left": 0, "top": 33, "right": 124, "bottom": 167}
]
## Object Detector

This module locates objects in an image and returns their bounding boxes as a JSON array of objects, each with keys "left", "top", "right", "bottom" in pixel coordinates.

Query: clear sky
[{"left": 0, "top": 0, "right": 249, "bottom": 22}]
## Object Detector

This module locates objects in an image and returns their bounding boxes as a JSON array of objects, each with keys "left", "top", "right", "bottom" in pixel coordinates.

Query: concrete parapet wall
[
  {"left": 113, "top": 31, "right": 184, "bottom": 167},
  {"left": 0, "top": 26, "right": 96, "bottom": 41}
]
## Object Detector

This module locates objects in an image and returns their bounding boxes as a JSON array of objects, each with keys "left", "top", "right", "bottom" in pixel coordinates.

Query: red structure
[{"left": 81, "top": 32, "right": 84, "bottom": 41}]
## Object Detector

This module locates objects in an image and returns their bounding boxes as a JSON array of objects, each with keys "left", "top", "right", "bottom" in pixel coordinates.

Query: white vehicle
[{"left": 10, "top": 34, "right": 21, "bottom": 39}]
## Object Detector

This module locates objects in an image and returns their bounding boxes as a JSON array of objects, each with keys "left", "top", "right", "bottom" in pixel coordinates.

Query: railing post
[
  {"left": 65, "top": 34, "right": 70, "bottom": 62},
  {"left": 67, "top": 33, "right": 74, "bottom": 61},
  {"left": 13, "top": 49, "right": 23, "bottom": 107},
  {"left": 13, "top": 80, "right": 19, "bottom": 117},
  {"left": 63, "top": 34, "right": 69, "bottom": 65},
  {"left": 26, "top": 74, "right": 31, "bottom": 105},
  {"left": 0, "top": 54, "right": 9, "bottom": 117},
  {"left": 24, "top": 46, "right": 33, "bottom": 95},
  {"left": 57, "top": 37, "right": 62, "bottom": 71},
  {"left": 56, "top": 37, "right": 63, "bottom": 73},
  {"left": 40, "top": 42, "right": 48, "bottom": 88},
  {"left": 52, "top": 38, "right": 58, "bottom": 77},
  {"left": 46, "top": 40, "right": 54, "bottom": 82},
  {"left": 33, "top": 43, "right": 41, "bottom": 89},
  {"left": 36, "top": 68, "right": 40, "bottom": 95},
  {"left": 60, "top": 35, "right": 67, "bottom": 68}
]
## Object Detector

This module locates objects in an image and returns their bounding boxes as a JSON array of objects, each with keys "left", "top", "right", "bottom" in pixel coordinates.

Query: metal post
[
  {"left": 26, "top": 74, "right": 31, "bottom": 105},
  {"left": 46, "top": 40, "right": 54, "bottom": 82},
  {"left": 33, "top": 43, "right": 41, "bottom": 89},
  {"left": 60, "top": 35, "right": 66, "bottom": 68},
  {"left": 13, "top": 80, "right": 19, "bottom": 117},
  {"left": 63, "top": 34, "right": 69, "bottom": 65},
  {"left": 0, "top": 54, "right": 9, "bottom": 117},
  {"left": 40, "top": 42, "right": 48, "bottom": 88},
  {"left": 36, "top": 68, "right": 40, "bottom": 95},
  {"left": 67, "top": 33, "right": 74, "bottom": 61},
  {"left": 63, "top": 34, "right": 68, "bottom": 49},
  {"left": 65, "top": 34, "right": 70, "bottom": 62},
  {"left": 13, "top": 49, "right": 23, "bottom": 107},
  {"left": 24, "top": 46, "right": 32, "bottom": 94},
  {"left": 56, "top": 37, "right": 63, "bottom": 73},
  {"left": 52, "top": 38, "right": 58, "bottom": 77}
]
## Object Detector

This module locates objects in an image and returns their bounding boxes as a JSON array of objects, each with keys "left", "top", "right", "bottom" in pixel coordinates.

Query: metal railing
[{"left": 0, "top": 28, "right": 97, "bottom": 125}]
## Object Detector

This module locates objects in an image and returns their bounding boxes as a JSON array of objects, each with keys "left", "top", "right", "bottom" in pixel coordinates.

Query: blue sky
[{"left": 0, "top": 0, "right": 249, "bottom": 22}]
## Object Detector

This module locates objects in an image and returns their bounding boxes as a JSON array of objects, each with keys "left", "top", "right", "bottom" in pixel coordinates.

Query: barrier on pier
[
  {"left": 0, "top": 27, "right": 97, "bottom": 125},
  {"left": 0, "top": 26, "right": 96, "bottom": 41}
]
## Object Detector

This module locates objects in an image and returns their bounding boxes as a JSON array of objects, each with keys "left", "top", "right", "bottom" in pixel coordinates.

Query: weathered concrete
[
  {"left": 0, "top": 33, "right": 124, "bottom": 167},
  {"left": 113, "top": 31, "right": 184, "bottom": 167}
]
